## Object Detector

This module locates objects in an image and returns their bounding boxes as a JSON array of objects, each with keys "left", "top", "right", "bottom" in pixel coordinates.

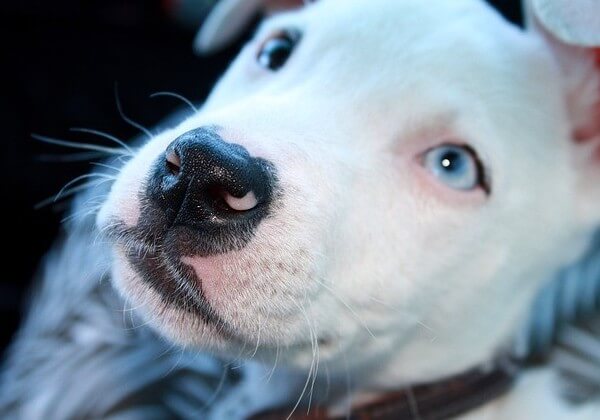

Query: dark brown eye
[{"left": 257, "top": 29, "right": 301, "bottom": 71}]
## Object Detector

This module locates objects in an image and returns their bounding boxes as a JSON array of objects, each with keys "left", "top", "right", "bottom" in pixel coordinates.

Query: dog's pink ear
[
  {"left": 525, "top": 0, "right": 600, "bottom": 227},
  {"left": 194, "top": 0, "right": 306, "bottom": 54}
]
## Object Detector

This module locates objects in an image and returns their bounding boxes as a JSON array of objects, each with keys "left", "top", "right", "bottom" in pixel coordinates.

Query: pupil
[
  {"left": 440, "top": 151, "right": 461, "bottom": 171},
  {"left": 261, "top": 37, "right": 293, "bottom": 70}
]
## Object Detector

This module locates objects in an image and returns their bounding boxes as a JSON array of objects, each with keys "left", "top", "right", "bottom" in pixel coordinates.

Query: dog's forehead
[
  {"left": 312, "top": 0, "right": 491, "bottom": 28},
  {"left": 228, "top": 0, "right": 557, "bottom": 145},
  {"left": 202, "top": 0, "right": 566, "bottom": 166},
  {"left": 278, "top": 0, "right": 519, "bottom": 49},
  {"left": 261, "top": 0, "right": 548, "bottom": 117}
]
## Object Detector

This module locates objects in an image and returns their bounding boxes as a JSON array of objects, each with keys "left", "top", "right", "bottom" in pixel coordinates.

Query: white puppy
[
  {"left": 96, "top": 0, "right": 600, "bottom": 417},
  {"left": 3, "top": 0, "right": 600, "bottom": 419}
]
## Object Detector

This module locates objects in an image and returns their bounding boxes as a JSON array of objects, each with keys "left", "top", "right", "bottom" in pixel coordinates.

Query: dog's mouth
[
  {"left": 105, "top": 222, "right": 243, "bottom": 339},
  {"left": 103, "top": 219, "right": 333, "bottom": 356}
]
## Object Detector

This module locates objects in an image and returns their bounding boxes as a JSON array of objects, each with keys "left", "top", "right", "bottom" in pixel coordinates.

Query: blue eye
[{"left": 423, "top": 145, "right": 487, "bottom": 192}]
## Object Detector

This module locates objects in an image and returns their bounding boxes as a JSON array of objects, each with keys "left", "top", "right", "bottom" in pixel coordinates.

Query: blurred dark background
[
  {"left": 0, "top": 0, "right": 239, "bottom": 357},
  {"left": 0, "top": 0, "right": 522, "bottom": 357}
]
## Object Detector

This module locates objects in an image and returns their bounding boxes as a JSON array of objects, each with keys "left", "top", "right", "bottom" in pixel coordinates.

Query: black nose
[{"left": 147, "top": 127, "right": 276, "bottom": 238}]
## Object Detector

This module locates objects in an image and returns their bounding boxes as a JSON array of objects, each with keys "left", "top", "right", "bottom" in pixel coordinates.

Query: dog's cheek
[{"left": 324, "top": 160, "right": 496, "bottom": 344}]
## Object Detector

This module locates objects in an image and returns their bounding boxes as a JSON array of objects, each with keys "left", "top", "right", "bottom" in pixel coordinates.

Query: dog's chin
[
  {"left": 106, "top": 238, "right": 333, "bottom": 361},
  {"left": 109, "top": 253, "right": 333, "bottom": 369},
  {"left": 109, "top": 247, "right": 224, "bottom": 344}
]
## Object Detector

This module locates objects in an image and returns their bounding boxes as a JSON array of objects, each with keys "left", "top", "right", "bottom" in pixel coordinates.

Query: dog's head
[{"left": 98, "top": 0, "right": 600, "bottom": 386}]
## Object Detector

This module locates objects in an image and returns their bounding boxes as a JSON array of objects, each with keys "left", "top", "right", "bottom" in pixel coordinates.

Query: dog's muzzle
[{"left": 142, "top": 126, "right": 277, "bottom": 256}]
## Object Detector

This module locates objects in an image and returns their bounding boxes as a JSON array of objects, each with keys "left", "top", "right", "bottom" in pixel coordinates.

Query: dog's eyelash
[{"left": 462, "top": 144, "right": 491, "bottom": 194}]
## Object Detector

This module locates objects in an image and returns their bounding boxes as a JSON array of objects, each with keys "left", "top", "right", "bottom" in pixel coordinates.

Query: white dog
[{"left": 2, "top": 0, "right": 599, "bottom": 419}]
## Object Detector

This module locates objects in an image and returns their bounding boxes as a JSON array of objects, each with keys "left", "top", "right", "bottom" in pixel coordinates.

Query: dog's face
[{"left": 98, "top": 0, "right": 600, "bottom": 385}]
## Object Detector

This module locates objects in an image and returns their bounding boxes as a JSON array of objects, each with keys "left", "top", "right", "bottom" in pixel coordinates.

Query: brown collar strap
[{"left": 250, "top": 358, "right": 520, "bottom": 420}]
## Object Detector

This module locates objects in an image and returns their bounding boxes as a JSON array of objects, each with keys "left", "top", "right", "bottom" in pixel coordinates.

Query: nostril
[
  {"left": 223, "top": 191, "right": 258, "bottom": 212},
  {"left": 165, "top": 150, "right": 181, "bottom": 176},
  {"left": 207, "top": 186, "right": 259, "bottom": 213}
]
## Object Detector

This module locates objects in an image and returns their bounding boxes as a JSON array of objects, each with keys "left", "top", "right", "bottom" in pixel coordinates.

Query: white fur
[{"left": 97, "top": 0, "right": 600, "bottom": 418}]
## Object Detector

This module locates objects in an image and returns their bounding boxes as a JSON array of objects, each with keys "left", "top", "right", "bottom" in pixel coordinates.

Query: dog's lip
[
  {"left": 111, "top": 235, "right": 237, "bottom": 337},
  {"left": 101, "top": 222, "right": 160, "bottom": 253},
  {"left": 104, "top": 222, "right": 328, "bottom": 349},
  {"left": 104, "top": 224, "right": 237, "bottom": 339}
]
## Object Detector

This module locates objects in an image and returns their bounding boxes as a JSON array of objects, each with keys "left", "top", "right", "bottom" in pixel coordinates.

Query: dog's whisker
[
  {"left": 60, "top": 200, "right": 105, "bottom": 224},
  {"left": 249, "top": 317, "right": 263, "bottom": 360},
  {"left": 90, "top": 162, "right": 124, "bottom": 173},
  {"left": 297, "top": 291, "right": 320, "bottom": 413},
  {"left": 62, "top": 194, "right": 106, "bottom": 217},
  {"left": 32, "top": 133, "right": 128, "bottom": 156},
  {"left": 150, "top": 91, "right": 198, "bottom": 113},
  {"left": 161, "top": 343, "right": 186, "bottom": 378},
  {"left": 121, "top": 301, "right": 162, "bottom": 331},
  {"left": 286, "top": 302, "right": 318, "bottom": 420},
  {"left": 69, "top": 127, "right": 135, "bottom": 156},
  {"left": 201, "top": 364, "right": 230, "bottom": 413},
  {"left": 307, "top": 309, "right": 320, "bottom": 414},
  {"left": 232, "top": 340, "right": 250, "bottom": 369},
  {"left": 116, "top": 154, "right": 130, "bottom": 165},
  {"left": 114, "top": 84, "right": 153, "bottom": 140},
  {"left": 121, "top": 294, "right": 134, "bottom": 330},
  {"left": 369, "top": 296, "right": 438, "bottom": 341},
  {"left": 264, "top": 344, "right": 280, "bottom": 383},
  {"left": 37, "top": 151, "right": 109, "bottom": 162},
  {"left": 118, "top": 299, "right": 149, "bottom": 315},
  {"left": 35, "top": 177, "right": 114, "bottom": 210},
  {"left": 54, "top": 173, "right": 115, "bottom": 201},
  {"left": 315, "top": 277, "right": 376, "bottom": 339}
]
